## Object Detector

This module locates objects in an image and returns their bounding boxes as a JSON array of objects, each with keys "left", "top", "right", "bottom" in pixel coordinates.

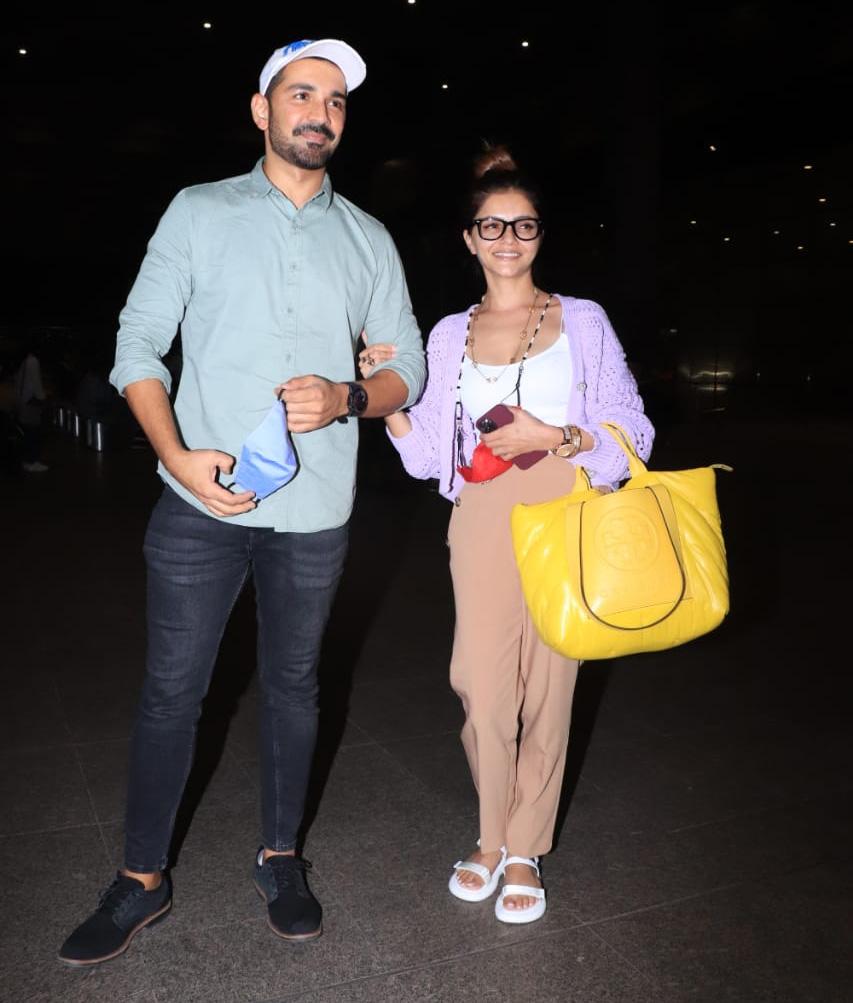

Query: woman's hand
[
  {"left": 479, "top": 406, "right": 562, "bottom": 460},
  {"left": 355, "top": 332, "right": 410, "bottom": 437},
  {"left": 357, "top": 331, "right": 396, "bottom": 378}
]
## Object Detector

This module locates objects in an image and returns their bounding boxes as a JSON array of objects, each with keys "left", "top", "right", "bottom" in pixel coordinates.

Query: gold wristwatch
[{"left": 551, "top": 424, "right": 582, "bottom": 458}]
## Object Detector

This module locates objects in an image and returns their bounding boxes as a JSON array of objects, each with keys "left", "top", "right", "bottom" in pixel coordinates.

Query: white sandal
[
  {"left": 494, "top": 855, "right": 546, "bottom": 924},
  {"left": 448, "top": 842, "right": 507, "bottom": 902}
]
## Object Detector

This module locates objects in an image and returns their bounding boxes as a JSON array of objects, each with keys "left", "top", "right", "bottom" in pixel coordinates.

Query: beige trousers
[{"left": 448, "top": 455, "right": 579, "bottom": 859}]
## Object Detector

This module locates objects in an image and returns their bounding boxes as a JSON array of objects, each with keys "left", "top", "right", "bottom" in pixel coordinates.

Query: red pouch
[{"left": 457, "top": 442, "right": 513, "bottom": 483}]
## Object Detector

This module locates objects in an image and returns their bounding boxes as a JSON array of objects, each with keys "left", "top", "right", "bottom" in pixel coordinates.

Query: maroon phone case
[
  {"left": 475, "top": 405, "right": 548, "bottom": 469},
  {"left": 475, "top": 403, "right": 514, "bottom": 432},
  {"left": 513, "top": 447, "right": 548, "bottom": 469}
]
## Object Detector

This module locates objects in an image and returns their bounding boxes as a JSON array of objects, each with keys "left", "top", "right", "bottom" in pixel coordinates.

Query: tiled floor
[{"left": 1, "top": 412, "right": 851, "bottom": 1002}]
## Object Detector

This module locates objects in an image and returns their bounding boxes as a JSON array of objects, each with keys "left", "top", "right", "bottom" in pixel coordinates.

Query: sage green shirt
[{"left": 111, "top": 158, "right": 425, "bottom": 531}]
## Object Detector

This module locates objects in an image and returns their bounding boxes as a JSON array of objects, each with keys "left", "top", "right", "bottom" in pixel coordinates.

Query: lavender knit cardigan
[{"left": 388, "top": 294, "right": 654, "bottom": 501}]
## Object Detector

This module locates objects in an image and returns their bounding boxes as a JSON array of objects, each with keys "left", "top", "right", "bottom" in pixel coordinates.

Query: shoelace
[
  {"left": 97, "top": 875, "right": 142, "bottom": 914},
  {"left": 267, "top": 856, "right": 313, "bottom": 896}
]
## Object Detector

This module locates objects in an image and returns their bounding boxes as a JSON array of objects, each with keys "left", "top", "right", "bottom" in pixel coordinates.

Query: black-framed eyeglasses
[{"left": 470, "top": 216, "right": 544, "bottom": 241}]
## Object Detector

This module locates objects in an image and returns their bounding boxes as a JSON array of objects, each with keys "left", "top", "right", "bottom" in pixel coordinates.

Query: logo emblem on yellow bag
[{"left": 595, "top": 509, "right": 660, "bottom": 571}]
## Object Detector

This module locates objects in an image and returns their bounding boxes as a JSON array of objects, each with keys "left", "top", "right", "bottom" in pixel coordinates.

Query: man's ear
[{"left": 250, "top": 93, "right": 269, "bottom": 130}]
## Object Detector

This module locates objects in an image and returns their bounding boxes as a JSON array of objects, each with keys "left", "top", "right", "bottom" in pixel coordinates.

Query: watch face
[{"left": 349, "top": 382, "right": 368, "bottom": 415}]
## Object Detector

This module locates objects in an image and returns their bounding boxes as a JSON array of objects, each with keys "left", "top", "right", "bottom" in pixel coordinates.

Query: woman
[{"left": 359, "top": 147, "right": 654, "bottom": 924}]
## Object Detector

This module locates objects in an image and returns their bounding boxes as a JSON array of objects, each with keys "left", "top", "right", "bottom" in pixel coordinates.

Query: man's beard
[{"left": 268, "top": 114, "right": 337, "bottom": 170}]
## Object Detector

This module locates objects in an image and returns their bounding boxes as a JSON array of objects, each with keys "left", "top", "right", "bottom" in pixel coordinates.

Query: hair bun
[{"left": 473, "top": 144, "right": 518, "bottom": 179}]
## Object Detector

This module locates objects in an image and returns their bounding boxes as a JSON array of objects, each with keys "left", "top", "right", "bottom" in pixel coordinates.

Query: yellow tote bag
[{"left": 511, "top": 423, "right": 731, "bottom": 660}]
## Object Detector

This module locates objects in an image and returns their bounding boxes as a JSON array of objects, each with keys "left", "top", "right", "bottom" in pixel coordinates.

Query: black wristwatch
[{"left": 344, "top": 381, "right": 368, "bottom": 418}]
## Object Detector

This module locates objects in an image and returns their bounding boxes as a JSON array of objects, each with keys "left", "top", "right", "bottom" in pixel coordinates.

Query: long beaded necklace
[
  {"left": 448, "top": 290, "right": 554, "bottom": 494},
  {"left": 467, "top": 290, "right": 552, "bottom": 384}
]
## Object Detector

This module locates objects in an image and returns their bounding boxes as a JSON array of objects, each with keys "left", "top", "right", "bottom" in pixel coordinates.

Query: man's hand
[
  {"left": 124, "top": 379, "right": 256, "bottom": 518},
  {"left": 275, "top": 375, "right": 347, "bottom": 433},
  {"left": 165, "top": 448, "right": 256, "bottom": 517}
]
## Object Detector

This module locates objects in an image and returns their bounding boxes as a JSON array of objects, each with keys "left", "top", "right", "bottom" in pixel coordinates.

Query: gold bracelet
[{"left": 550, "top": 424, "right": 581, "bottom": 458}]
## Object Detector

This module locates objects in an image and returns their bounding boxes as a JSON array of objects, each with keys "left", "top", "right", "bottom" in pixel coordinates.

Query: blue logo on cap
[{"left": 281, "top": 40, "right": 314, "bottom": 57}]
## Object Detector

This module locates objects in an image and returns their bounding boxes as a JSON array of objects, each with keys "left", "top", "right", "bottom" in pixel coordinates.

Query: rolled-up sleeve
[
  {"left": 109, "top": 191, "right": 193, "bottom": 396},
  {"left": 361, "top": 233, "right": 425, "bottom": 407}
]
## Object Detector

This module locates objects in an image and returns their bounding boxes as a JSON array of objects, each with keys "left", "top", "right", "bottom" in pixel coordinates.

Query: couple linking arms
[{"left": 58, "top": 37, "right": 651, "bottom": 967}]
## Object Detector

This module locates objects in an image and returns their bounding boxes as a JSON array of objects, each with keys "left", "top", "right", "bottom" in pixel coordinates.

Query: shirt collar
[{"left": 250, "top": 157, "right": 334, "bottom": 211}]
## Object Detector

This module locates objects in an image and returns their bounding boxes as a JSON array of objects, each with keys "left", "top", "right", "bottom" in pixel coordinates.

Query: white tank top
[{"left": 461, "top": 330, "right": 573, "bottom": 434}]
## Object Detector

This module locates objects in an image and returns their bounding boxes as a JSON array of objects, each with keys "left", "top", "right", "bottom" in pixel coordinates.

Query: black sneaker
[
  {"left": 58, "top": 872, "right": 172, "bottom": 966},
  {"left": 253, "top": 849, "right": 322, "bottom": 941}
]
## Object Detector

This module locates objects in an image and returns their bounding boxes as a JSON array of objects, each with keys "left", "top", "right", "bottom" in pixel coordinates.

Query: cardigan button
[
  {"left": 454, "top": 496, "right": 462, "bottom": 507},
  {"left": 577, "top": 381, "right": 587, "bottom": 391}
]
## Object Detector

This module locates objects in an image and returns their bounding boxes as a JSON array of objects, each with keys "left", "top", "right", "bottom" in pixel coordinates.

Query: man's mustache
[{"left": 293, "top": 122, "right": 336, "bottom": 142}]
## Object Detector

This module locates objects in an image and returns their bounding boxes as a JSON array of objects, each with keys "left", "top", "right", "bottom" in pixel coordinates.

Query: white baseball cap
[{"left": 259, "top": 39, "right": 367, "bottom": 95}]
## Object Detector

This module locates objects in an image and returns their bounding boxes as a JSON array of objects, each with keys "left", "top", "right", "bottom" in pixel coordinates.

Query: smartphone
[
  {"left": 475, "top": 403, "right": 514, "bottom": 434},
  {"left": 475, "top": 404, "right": 547, "bottom": 469}
]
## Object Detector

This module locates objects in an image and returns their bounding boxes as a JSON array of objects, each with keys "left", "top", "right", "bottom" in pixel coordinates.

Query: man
[{"left": 59, "top": 38, "right": 424, "bottom": 965}]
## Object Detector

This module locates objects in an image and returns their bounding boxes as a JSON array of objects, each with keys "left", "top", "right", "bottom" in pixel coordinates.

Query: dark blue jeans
[{"left": 124, "top": 486, "right": 348, "bottom": 873}]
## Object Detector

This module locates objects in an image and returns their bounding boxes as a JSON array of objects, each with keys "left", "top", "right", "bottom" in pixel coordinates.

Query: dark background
[{"left": 2, "top": 1, "right": 852, "bottom": 426}]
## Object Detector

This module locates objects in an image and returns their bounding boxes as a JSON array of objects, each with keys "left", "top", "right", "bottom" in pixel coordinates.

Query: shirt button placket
[{"left": 285, "top": 219, "right": 301, "bottom": 364}]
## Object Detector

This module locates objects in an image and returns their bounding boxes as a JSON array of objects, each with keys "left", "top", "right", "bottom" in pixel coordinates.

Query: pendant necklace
[{"left": 466, "top": 289, "right": 551, "bottom": 384}]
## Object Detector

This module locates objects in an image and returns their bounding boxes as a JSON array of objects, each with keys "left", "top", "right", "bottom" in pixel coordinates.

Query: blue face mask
[{"left": 232, "top": 402, "right": 297, "bottom": 500}]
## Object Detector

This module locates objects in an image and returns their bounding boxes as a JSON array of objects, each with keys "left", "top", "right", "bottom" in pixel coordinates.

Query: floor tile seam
[
  {"left": 666, "top": 785, "right": 853, "bottom": 836},
  {"left": 733, "top": 854, "right": 853, "bottom": 887},
  {"left": 646, "top": 726, "right": 850, "bottom": 750},
  {"left": 157, "top": 899, "right": 588, "bottom": 964},
  {"left": 575, "top": 877, "right": 747, "bottom": 929},
  {"left": 339, "top": 721, "right": 383, "bottom": 748},
  {"left": 356, "top": 739, "right": 436, "bottom": 791},
  {"left": 369, "top": 733, "right": 465, "bottom": 795},
  {"left": 253, "top": 917, "right": 640, "bottom": 1003},
  {"left": 602, "top": 713, "right": 849, "bottom": 744},
  {"left": 333, "top": 736, "right": 382, "bottom": 751},
  {"left": 65, "top": 737, "right": 137, "bottom": 750},
  {"left": 222, "top": 743, "right": 261, "bottom": 791},
  {"left": 581, "top": 782, "right": 853, "bottom": 844},
  {"left": 53, "top": 669, "right": 77, "bottom": 745},
  {"left": 73, "top": 742, "right": 101, "bottom": 828},
  {"left": 225, "top": 742, "right": 381, "bottom": 774},
  {"left": 349, "top": 669, "right": 450, "bottom": 693},
  {"left": 92, "top": 795, "right": 259, "bottom": 829},
  {"left": 0, "top": 819, "right": 113, "bottom": 840},
  {"left": 581, "top": 921, "right": 662, "bottom": 988},
  {"left": 0, "top": 740, "right": 83, "bottom": 755},
  {"left": 72, "top": 742, "right": 118, "bottom": 865},
  {"left": 373, "top": 727, "right": 460, "bottom": 751},
  {"left": 228, "top": 734, "right": 382, "bottom": 760},
  {"left": 666, "top": 805, "right": 770, "bottom": 834},
  {"left": 2, "top": 731, "right": 381, "bottom": 755}
]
